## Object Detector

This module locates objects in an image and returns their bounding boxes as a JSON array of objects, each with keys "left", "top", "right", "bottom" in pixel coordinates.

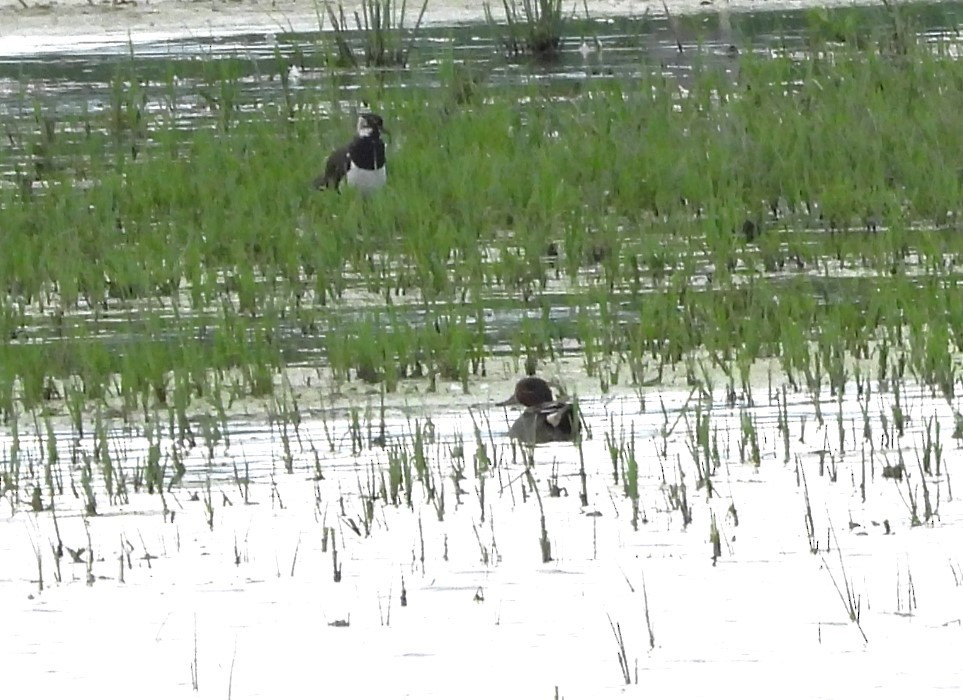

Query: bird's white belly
[{"left": 346, "top": 164, "right": 387, "bottom": 193}]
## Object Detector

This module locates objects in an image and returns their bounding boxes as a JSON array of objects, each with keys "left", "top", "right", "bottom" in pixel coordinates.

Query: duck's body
[
  {"left": 498, "top": 377, "right": 580, "bottom": 444},
  {"left": 314, "top": 112, "right": 387, "bottom": 194}
]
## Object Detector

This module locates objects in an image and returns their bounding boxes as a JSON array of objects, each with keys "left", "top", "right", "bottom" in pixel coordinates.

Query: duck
[
  {"left": 313, "top": 112, "right": 387, "bottom": 194},
  {"left": 497, "top": 376, "right": 581, "bottom": 444}
]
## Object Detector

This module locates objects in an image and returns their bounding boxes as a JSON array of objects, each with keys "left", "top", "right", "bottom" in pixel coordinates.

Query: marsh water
[
  {"left": 5, "top": 2, "right": 963, "bottom": 365},
  {"left": 0, "top": 3, "right": 957, "bottom": 114},
  {"left": 2, "top": 2, "right": 963, "bottom": 698}
]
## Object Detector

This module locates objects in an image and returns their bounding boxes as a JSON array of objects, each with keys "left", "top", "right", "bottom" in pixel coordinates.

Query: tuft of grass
[
  {"left": 524, "top": 468, "right": 552, "bottom": 563},
  {"left": 822, "top": 522, "right": 868, "bottom": 643},
  {"left": 606, "top": 614, "right": 636, "bottom": 684},
  {"left": 485, "top": 0, "right": 568, "bottom": 59},
  {"left": 325, "top": 0, "right": 429, "bottom": 67}
]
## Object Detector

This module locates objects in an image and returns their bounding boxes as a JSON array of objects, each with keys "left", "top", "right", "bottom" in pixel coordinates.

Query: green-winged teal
[{"left": 497, "top": 377, "right": 581, "bottom": 444}]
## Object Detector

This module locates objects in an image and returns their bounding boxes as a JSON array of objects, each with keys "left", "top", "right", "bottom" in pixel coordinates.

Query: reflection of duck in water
[{"left": 497, "top": 377, "right": 581, "bottom": 444}]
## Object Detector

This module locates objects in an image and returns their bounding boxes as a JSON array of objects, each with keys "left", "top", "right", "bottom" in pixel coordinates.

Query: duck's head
[{"left": 497, "top": 377, "right": 555, "bottom": 408}]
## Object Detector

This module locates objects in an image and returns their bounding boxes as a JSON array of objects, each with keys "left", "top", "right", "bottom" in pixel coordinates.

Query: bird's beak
[{"left": 496, "top": 394, "right": 519, "bottom": 407}]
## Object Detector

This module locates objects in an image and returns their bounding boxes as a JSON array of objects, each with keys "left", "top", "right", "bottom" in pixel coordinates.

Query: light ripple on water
[{"left": 0, "top": 376, "right": 961, "bottom": 696}]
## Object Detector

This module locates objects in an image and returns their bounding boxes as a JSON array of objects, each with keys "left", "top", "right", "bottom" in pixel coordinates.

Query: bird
[
  {"left": 313, "top": 112, "right": 387, "bottom": 194},
  {"left": 497, "top": 376, "right": 581, "bottom": 444},
  {"left": 578, "top": 37, "right": 602, "bottom": 60}
]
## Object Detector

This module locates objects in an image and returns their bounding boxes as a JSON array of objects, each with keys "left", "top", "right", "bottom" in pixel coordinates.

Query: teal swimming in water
[{"left": 497, "top": 377, "right": 581, "bottom": 444}]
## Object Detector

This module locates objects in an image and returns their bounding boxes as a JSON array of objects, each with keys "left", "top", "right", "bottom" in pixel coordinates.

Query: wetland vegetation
[
  {"left": 2, "top": 2, "right": 963, "bottom": 695},
  {"left": 6, "top": 4, "right": 963, "bottom": 412}
]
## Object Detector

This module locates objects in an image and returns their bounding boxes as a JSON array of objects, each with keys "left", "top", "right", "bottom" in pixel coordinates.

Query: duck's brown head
[{"left": 497, "top": 377, "right": 555, "bottom": 408}]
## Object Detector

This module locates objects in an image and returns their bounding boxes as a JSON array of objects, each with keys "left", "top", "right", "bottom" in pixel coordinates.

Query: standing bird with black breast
[{"left": 313, "top": 112, "right": 387, "bottom": 194}]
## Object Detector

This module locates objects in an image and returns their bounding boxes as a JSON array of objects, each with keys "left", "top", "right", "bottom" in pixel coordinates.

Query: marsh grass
[
  {"left": 190, "top": 614, "right": 199, "bottom": 691},
  {"left": 325, "top": 0, "right": 429, "bottom": 68},
  {"left": 485, "top": 0, "right": 568, "bottom": 59},
  {"left": 606, "top": 614, "right": 635, "bottom": 685},
  {"left": 524, "top": 468, "right": 552, "bottom": 562},
  {"left": 331, "top": 527, "right": 343, "bottom": 582},
  {"left": 621, "top": 432, "right": 641, "bottom": 530},
  {"left": 667, "top": 459, "right": 692, "bottom": 528},
  {"left": 895, "top": 560, "right": 917, "bottom": 616},
  {"left": 823, "top": 522, "right": 868, "bottom": 643},
  {"left": 6, "top": 12, "right": 963, "bottom": 544}
]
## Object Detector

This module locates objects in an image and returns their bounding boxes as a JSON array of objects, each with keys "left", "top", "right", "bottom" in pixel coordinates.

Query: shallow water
[
  {"left": 1, "top": 376, "right": 962, "bottom": 697},
  {"left": 2, "top": 3, "right": 963, "bottom": 697},
  {"left": 5, "top": 2, "right": 963, "bottom": 125}
]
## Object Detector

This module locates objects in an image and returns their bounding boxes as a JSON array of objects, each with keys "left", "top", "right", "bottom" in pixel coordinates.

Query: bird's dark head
[
  {"left": 357, "top": 112, "right": 385, "bottom": 138},
  {"left": 497, "top": 377, "right": 556, "bottom": 408}
]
